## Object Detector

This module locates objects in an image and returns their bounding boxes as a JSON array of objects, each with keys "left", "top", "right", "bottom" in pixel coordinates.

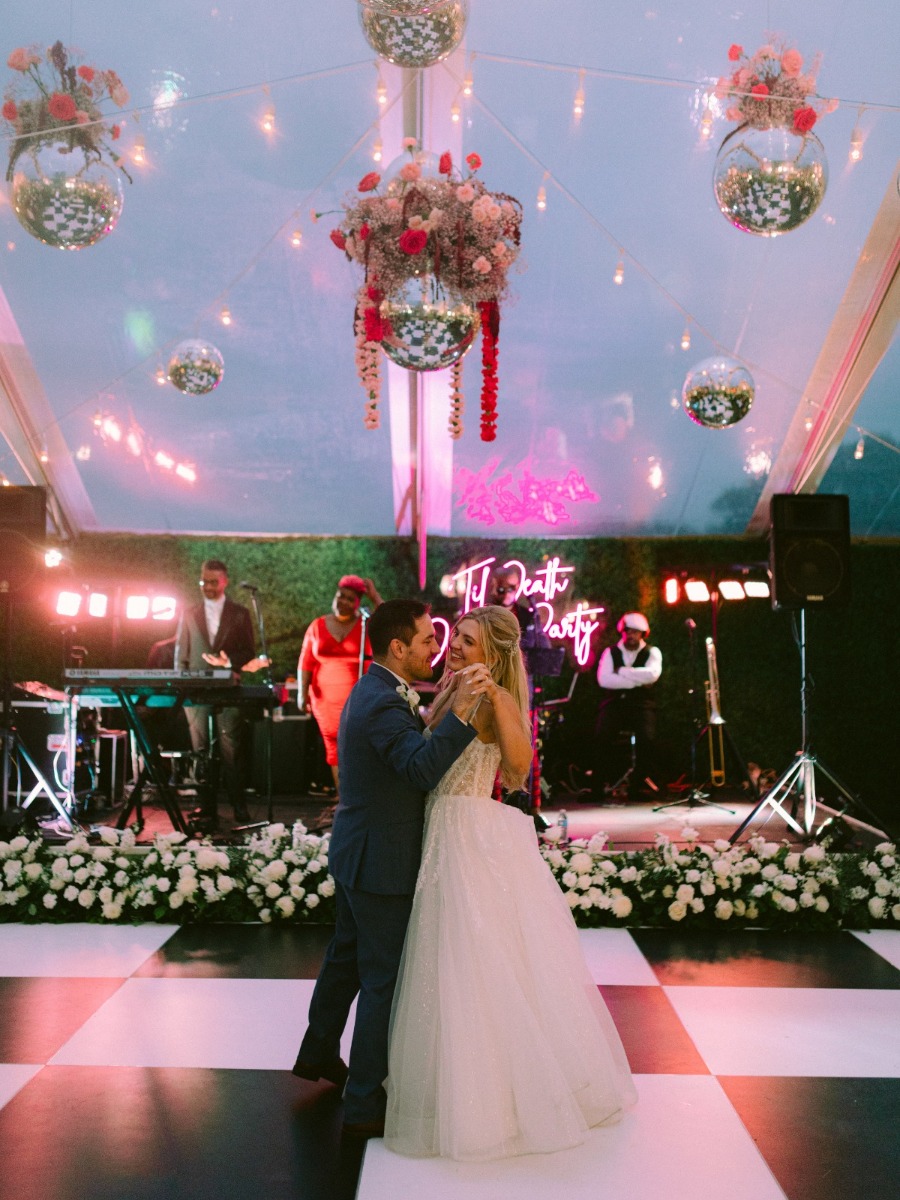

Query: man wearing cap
[{"left": 591, "top": 612, "right": 662, "bottom": 802}]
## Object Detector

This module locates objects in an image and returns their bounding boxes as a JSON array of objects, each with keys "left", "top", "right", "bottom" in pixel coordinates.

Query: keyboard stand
[{"left": 112, "top": 689, "right": 189, "bottom": 834}]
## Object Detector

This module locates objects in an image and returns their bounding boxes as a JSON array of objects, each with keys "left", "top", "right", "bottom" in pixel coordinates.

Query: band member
[{"left": 591, "top": 612, "right": 662, "bottom": 802}]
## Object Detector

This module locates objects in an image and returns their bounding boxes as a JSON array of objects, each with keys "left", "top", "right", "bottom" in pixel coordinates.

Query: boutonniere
[{"left": 395, "top": 682, "right": 421, "bottom": 713}]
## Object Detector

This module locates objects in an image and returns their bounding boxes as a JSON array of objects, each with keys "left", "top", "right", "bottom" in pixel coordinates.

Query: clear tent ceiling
[{"left": 0, "top": 0, "right": 897, "bottom": 540}]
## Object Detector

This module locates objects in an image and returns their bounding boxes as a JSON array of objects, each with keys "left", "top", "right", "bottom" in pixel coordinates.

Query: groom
[{"left": 292, "top": 598, "right": 488, "bottom": 1135}]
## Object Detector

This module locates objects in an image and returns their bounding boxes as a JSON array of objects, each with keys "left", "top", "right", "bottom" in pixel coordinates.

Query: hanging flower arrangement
[
  {"left": 328, "top": 141, "right": 523, "bottom": 440},
  {"left": 712, "top": 38, "right": 836, "bottom": 237},
  {"left": 2, "top": 41, "right": 131, "bottom": 248}
]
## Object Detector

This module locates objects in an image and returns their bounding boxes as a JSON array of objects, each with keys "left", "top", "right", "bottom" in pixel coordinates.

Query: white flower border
[{"left": 0, "top": 823, "right": 897, "bottom": 929}]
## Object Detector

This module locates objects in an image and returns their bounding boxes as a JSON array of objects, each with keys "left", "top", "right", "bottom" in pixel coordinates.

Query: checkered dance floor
[{"left": 0, "top": 923, "right": 898, "bottom": 1200}]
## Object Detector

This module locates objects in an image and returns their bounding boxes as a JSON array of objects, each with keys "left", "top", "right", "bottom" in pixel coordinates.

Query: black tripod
[{"left": 729, "top": 609, "right": 883, "bottom": 844}]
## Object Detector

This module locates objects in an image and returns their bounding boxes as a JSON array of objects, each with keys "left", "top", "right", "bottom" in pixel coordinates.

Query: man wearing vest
[{"left": 591, "top": 612, "right": 662, "bottom": 802}]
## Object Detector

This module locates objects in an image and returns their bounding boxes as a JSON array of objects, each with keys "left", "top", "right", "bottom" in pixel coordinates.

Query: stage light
[
  {"left": 56, "top": 591, "right": 82, "bottom": 617},
  {"left": 664, "top": 577, "right": 680, "bottom": 605},
  {"left": 175, "top": 463, "right": 197, "bottom": 483},
  {"left": 125, "top": 431, "right": 142, "bottom": 457},
  {"left": 155, "top": 451, "right": 175, "bottom": 470},
  {"left": 44, "top": 549, "right": 63, "bottom": 568},
  {"left": 717, "top": 580, "right": 745, "bottom": 600},
  {"left": 87, "top": 592, "right": 109, "bottom": 617},
  {"left": 151, "top": 596, "right": 177, "bottom": 620},
  {"left": 684, "top": 579, "right": 711, "bottom": 602},
  {"left": 125, "top": 595, "right": 150, "bottom": 620},
  {"left": 290, "top": 229, "right": 303, "bottom": 248},
  {"left": 743, "top": 580, "right": 770, "bottom": 598}
]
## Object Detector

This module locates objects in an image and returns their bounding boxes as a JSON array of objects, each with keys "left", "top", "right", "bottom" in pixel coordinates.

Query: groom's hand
[{"left": 450, "top": 664, "right": 493, "bottom": 725}]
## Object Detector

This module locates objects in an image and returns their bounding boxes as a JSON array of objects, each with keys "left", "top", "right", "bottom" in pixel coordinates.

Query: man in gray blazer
[{"left": 292, "top": 598, "right": 488, "bottom": 1135}]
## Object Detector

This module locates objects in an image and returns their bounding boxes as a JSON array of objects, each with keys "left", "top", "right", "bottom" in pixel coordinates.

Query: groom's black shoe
[
  {"left": 342, "top": 1119, "right": 385, "bottom": 1138},
  {"left": 291, "top": 1054, "right": 348, "bottom": 1087}
]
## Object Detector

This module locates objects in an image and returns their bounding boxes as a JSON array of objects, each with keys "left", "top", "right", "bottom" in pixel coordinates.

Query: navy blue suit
[{"left": 297, "top": 662, "right": 476, "bottom": 1124}]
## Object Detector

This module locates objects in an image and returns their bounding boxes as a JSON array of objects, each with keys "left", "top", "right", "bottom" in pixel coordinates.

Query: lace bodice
[{"left": 431, "top": 737, "right": 502, "bottom": 799}]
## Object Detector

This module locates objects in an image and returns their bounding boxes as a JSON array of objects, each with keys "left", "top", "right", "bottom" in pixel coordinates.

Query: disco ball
[
  {"left": 11, "top": 139, "right": 124, "bottom": 250},
  {"left": 166, "top": 339, "right": 225, "bottom": 395},
  {"left": 713, "top": 125, "right": 828, "bottom": 237},
  {"left": 358, "top": 0, "right": 468, "bottom": 69},
  {"left": 682, "top": 357, "right": 754, "bottom": 429},
  {"left": 381, "top": 281, "right": 478, "bottom": 371}
]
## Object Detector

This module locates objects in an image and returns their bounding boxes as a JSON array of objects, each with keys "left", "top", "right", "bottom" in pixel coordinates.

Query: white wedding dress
[{"left": 384, "top": 738, "right": 637, "bottom": 1161}]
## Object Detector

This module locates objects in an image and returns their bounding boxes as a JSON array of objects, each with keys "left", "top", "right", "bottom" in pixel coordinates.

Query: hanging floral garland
[
  {"left": 327, "top": 141, "right": 523, "bottom": 440},
  {"left": 448, "top": 358, "right": 464, "bottom": 438}
]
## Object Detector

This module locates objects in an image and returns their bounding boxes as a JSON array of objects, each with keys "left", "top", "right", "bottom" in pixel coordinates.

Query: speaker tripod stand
[{"left": 729, "top": 609, "right": 882, "bottom": 844}]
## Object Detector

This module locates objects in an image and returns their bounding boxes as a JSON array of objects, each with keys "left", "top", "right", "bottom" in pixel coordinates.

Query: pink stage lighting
[
  {"left": 717, "top": 580, "right": 746, "bottom": 600},
  {"left": 744, "top": 580, "right": 771, "bottom": 598},
  {"left": 663, "top": 577, "right": 680, "bottom": 605},
  {"left": 151, "top": 596, "right": 177, "bottom": 621},
  {"left": 87, "top": 593, "right": 109, "bottom": 617},
  {"left": 684, "top": 579, "right": 711, "bottom": 602},
  {"left": 55, "top": 591, "right": 82, "bottom": 617},
  {"left": 125, "top": 595, "right": 151, "bottom": 620}
]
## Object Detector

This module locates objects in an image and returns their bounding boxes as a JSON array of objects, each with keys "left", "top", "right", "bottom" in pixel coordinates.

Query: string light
[
  {"left": 680, "top": 325, "right": 691, "bottom": 351},
  {"left": 854, "top": 436, "right": 865, "bottom": 460},
  {"left": 220, "top": 306, "right": 232, "bottom": 326},
  {"left": 290, "top": 228, "right": 303, "bottom": 248},
  {"left": 155, "top": 366, "right": 167, "bottom": 386},
  {"left": 804, "top": 415, "right": 814, "bottom": 432},
  {"left": 536, "top": 172, "right": 549, "bottom": 211},
  {"left": 175, "top": 463, "right": 197, "bottom": 483},
  {"left": 126, "top": 431, "right": 142, "bottom": 457},
  {"left": 849, "top": 109, "right": 864, "bottom": 162},
  {"left": 75, "top": 445, "right": 91, "bottom": 461},
  {"left": 450, "top": 99, "right": 461, "bottom": 123},
  {"left": 613, "top": 258, "right": 624, "bottom": 285},
  {"left": 463, "top": 67, "right": 473, "bottom": 96},
  {"left": 376, "top": 71, "right": 387, "bottom": 106},
  {"left": 260, "top": 106, "right": 276, "bottom": 134},
  {"left": 131, "top": 135, "right": 146, "bottom": 165},
  {"left": 0, "top": 477, "right": 9, "bottom": 487},
  {"left": 38, "top": 447, "right": 49, "bottom": 463},
  {"left": 573, "top": 69, "right": 586, "bottom": 120},
  {"left": 372, "top": 136, "right": 383, "bottom": 162}
]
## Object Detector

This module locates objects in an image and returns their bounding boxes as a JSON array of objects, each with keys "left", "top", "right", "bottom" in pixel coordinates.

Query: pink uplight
[{"left": 55, "top": 591, "right": 82, "bottom": 617}]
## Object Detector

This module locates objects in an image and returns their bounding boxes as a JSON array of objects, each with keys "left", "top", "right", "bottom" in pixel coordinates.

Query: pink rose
[
  {"left": 727, "top": 44, "right": 743, "bottom": 62},
  {"left": 792, "top": 106, "right": 817, "bottom": 134},
  {"left": 357, "top": 171, "right": 381, "bottom": 192},
  {"left": 472, "top": 256, "right": 492, "bottom": 275},
  {"left": 7, "top": 48, "right": 33, "bottom": 72},
  {"left": 781, "top": 49, "right": 803, "bottom": 77},
  {"left": 465, "top": 152, "right": 482, "bottom": 170},
  {"left": 75, "top": 110, "right": 90, "bottom": 125},
  {"left": 439, "top": 151, "right": 452, "bottom": 175},
  {"left": 456, "top": 183, "right": 475, "bottom": 202},
  {"left": 398, "top": 228, "right": 428, "bottom": 255},
  {"left": 399, "top": 162, "right": 421, "bottom": 182},
  {"left": 402, "top": 137, "right": 417, "bottom": 149},
  {"left": 2, "top": 99, "right": 17, "bottom": 122},
  {"left": 48, "top": 92, "right": 78, "bottom": 122},
  {"left": 77, "top": 65, "right": 95, "bottom": 83}
]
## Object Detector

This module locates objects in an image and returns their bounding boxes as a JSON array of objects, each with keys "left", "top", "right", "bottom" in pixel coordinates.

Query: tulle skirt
[{"left": 384, "top": 792, "right": 637, "bottom": 1161}]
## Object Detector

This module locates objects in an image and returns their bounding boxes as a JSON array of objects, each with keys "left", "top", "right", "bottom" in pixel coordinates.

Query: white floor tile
[
  {"left": 852, "top": 930, "right": 900, "bottom": 973},
  {"left": 0, "top": 1064, "right": 41, "bottom": 1110},
  {"left": 665, "top": 986, "right": 900, "bottom": 1077},
  {"left": 50, "top": 977, "right": 356, "bottom": 1070},
  {"left": 577, "top": 930, "right": 659, "bottom": 986},
  {"left": 358, "top": 1074, "right": 786, "bottom": 1200},
  {"left": 0, "top": 924, "right": 180, "bottom": 977}
]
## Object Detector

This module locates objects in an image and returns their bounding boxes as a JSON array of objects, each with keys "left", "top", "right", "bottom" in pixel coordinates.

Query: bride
[{"left": 384, "top": 605, "right": 637, "bottom": 1161}]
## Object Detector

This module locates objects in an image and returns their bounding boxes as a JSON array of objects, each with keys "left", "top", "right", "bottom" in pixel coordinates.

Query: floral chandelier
[
  {"left": 327, "top": 141, "right": 523, "bottom": 441},
  {"left": 712, "top": 38, "right": 835, "bottom": 237},
  {"left": 2, "top": 41, "right": 131, "bottom": 249}
]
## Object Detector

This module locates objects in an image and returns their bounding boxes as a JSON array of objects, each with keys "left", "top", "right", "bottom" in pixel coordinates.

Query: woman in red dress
[{"left": 298, "top": 575, "right": 382, "bottom": 793}]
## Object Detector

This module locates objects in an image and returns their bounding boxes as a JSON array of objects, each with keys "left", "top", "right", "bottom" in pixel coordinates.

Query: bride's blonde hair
[{"left": 439, "top": 605, "right": 531, "bottom": 789}]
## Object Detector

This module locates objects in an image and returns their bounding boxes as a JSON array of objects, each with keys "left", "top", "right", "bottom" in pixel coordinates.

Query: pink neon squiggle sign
[{"left": 454, "top": 457, "right": 599, "bottom": 528}]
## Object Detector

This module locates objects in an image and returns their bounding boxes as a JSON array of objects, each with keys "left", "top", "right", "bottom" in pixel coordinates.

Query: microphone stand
[
  {"left": 357, "top": 606, "right": 371, "bottom": 680},
  {"left": 243, "top": 586, "right": 275, "bottom": 823}
]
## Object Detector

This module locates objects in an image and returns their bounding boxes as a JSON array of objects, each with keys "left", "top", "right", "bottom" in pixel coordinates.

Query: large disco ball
[
  {"left": 167, "top": 339, "right": 225, "bottom": 395},
  {"left": 381, "top": 280, "right": 478, "bottom": 371},
  {"left": 713, "top": 124, "right": 828, "bottom": 237},
  {"left": 358, "top": 0, "right": 468, "bottom": 69},
  {"left": 10, "top": 139, "right": 124, "bottom": 250},
  {"left": 682, "top": 357, "right": 754, "bottom": 429}
]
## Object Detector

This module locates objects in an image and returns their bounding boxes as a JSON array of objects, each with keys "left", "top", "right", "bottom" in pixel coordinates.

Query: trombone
[{"left": 705, "top": 637, "right": 726, "bottom": 786}]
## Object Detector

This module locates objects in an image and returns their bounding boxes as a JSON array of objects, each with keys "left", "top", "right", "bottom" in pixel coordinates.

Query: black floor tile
[
  {"left": 599, "top": 985, "right": 709, "bottom": 1075},
  {"left": 0, "top": 979, "right": 124, "bottom": 1064},
  {"left": 0, "top": 1066, "right": 364, "bottom": 1200},
  {"left": 719, "top": 1075, "right": 900, "bottom": 1200},
  {"left": 630, "top": 931, "right": 900, "bottom": 988},
  {"left": 135, "top": 923, "right": 336, "bottom": 979}
]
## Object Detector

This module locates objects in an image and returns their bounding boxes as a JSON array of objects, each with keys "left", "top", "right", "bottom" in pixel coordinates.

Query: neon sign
[{"left": 443, "top": 556, "right": 605, "bottom": 667}]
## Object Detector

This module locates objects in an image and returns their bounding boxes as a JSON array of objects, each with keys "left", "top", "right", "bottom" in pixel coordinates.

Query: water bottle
[{"left": 558, "top": 809, "right": 568, "bottom": 845}]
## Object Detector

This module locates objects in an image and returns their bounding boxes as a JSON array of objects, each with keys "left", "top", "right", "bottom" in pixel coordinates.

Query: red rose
[
  {"left": 357, "top": 171, "right": 381, "bottom": 193},
  {"left": 77, "top": 65, "right": 95, "bottom": 83},
  {"left": 439, "top": 151, "right": 452, "bottom": 175},
  {"left": 727, "top": 44, "right": 743, "bottom": 62},
  {"left": 398, "top": 228, "right": 428, "bottom": 255},
  {"left": 359, "top": 223, "right": 370, "bottom": 241},
  {"left": 110, "top": 124, "right": 121, "bottom": 140},
  {"left": 48, "top": 92, "right": 78, "bottom": 122},
  {"left": 329, "top": 229, "right": 347, "bottom": 251},
  {"left": 792, "top": 106, "right": 817, "bottom": 134},
  {"left": 364, "top": 307, "right": 384, "bottom": 342},
  {"left": 1, "top": 99, "right": 17, "bottom": 122},
  {"left": 750, "top": 83, "right": 769, "bottom": 99},
  {"left": 465, "top": 152, "right": 482, "bottom": 171}
]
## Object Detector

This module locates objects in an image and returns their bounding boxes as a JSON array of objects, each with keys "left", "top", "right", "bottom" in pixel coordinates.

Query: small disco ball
[
  {"left": 166, "top": 339, "right": 225, "bottom": 395},
  {"left": 713, "top": 125, "right": 828, "bottom": 237},
  {"left": 11, "top": 139, "right": 124, "bottom": 250},
  {"left": 682, "top": 357, "right": 754, "bottom": 429},
  {"left": 358, "top": 0, "right": 468, "bottom": 70},
  {"left": 381, "top": 285, "right": 478, "bottom": 372}
]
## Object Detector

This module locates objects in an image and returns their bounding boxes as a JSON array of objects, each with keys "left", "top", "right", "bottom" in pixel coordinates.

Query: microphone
[
  {"left": 239, "top": 581, "right": 259, "bottom": 592},
  {"left": 684, "top": 618, "right": 697, "bottom": 630},
  {"left": 358, "top": 604, "right": 372, "bottom": 619}
]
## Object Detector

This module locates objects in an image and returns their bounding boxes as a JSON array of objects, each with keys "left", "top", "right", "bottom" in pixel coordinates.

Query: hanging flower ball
[
  {"left": 682, "top": 357, "right": 754, "bottom": 429},
  {"left": 10, "top": 140, "right": 124, "bottom": 249},
  {"left": 166, "top": 339, "right": 225, "bottom": 395},
  {"left": 381, "top": 279, "right": 479, "bottom": 372},
  {"left": 358, "top": 0, "right": 468, "bottom": 70}
]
